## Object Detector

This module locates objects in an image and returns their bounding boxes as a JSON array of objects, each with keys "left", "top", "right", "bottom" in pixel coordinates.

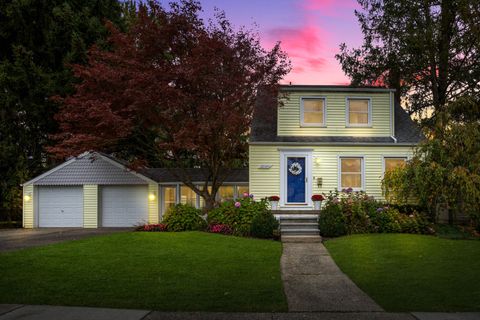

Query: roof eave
[
  {"left": 279, "top": 85, "right": 396, "bottom": 93},
  {"left": 248, "top": 141, "right": 419, "bottom": 146}
]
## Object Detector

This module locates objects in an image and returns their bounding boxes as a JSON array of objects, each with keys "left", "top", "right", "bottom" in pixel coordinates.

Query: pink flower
[
  {"left": 234, "top": 201, "right": 241, "bottom": 208},
  {"left": 243, "top": 192, "right": 249, "bottom": 198}
]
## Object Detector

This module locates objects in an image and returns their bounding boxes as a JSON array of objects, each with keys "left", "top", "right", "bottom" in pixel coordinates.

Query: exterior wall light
[
  {"left": 314, "top": 157, "right": 321, "bottom": 165},
  {"left": 24, "top": 194, "right": 32, "bottom": 202},
  {"left": 148, "top": 193, "right": 156, "bottom": 201}
]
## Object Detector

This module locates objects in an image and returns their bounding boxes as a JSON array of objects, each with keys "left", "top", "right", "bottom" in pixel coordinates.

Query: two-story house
[
  {"left": 249, "top": 85, "right": 423, "bottom": 210},
  {"left": 21, "top": 85, "right": 422, "bottom": 228}
]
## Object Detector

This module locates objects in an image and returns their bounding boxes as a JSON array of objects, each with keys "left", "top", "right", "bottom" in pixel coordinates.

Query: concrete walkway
[
  {"left": 281, "top": 242, "right": 383, "bottom": 312},
  {"left": 0, "top": 228, "right": 131, "bottom": 252},
  {"left": 1, "top": 305, "right": 479, "bottom": 320}
]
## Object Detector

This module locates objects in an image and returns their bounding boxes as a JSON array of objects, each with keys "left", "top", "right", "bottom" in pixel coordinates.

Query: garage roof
[{"left": 24, "top": 152, "right": 155, "bottom": 186}]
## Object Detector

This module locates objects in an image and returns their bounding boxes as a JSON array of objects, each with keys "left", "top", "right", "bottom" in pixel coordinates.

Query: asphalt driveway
[{"left": 0, "top": 228, "right": 132, "bottom": 252}]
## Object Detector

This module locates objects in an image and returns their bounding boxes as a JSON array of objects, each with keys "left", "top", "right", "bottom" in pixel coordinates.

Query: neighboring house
[
  {"left": 249, "top": 85, "right": 423, "bottom": 210},
  {"left": 22, "top": 152, "right": 248, "bottom": 228}
]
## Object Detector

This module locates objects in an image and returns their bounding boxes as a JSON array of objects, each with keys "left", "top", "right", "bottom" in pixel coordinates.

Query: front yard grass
[
  {"left": 0, "top": 231, "right": 287, "bottom": 312},
  {"left": 325, "top": 234, "right": 480, "bottom": 312}
]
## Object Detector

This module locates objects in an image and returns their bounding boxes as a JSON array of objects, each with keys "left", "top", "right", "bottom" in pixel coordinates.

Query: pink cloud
[
  {"left": 259, "top": 0, "right": 360, "bottom": 84},
  {"left": 306, "top": 57, "right": 326, "bottom": 70},
  {"left": 301, "top": 0, "right": 357, "bottom": 16},
  {"left": 268, "top": 25, "right": 323, "bottom": 53},
  {"left": 302, "top": 0, "right": 336, "bottom": 10},
  {"left": 265, "top": 24, "right": 327, "bottom": 77}
]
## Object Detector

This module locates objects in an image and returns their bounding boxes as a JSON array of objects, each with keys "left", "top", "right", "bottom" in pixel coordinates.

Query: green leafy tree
[
  {"left": 336, "top": 0, "right": 480, "bottom": 127},
  {"left": 383, "top": 97, "right": 480, "bottom": 228},
  {"left": 0, "top": 0, "right": 124, "bottom": 221}
]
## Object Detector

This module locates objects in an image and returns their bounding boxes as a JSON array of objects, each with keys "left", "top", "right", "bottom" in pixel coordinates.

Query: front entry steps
[{"left": 277, "top": 212, "right": 322, "bottom": 243}]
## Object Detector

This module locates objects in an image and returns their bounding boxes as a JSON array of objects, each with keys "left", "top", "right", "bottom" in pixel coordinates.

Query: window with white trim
[
  {"left": 301, "top": 97, "right": 325, "bottom": 126},
  {"left": 163, "top": 186, "right": 176, "bottom": 212},
  {"left": 384, "top": 157, "right": 407, "bottom": 173},
  {"left": 180, "top": 186, "right": 196, "bottom": 207},
  {"left": 347, "top": 98, "right": 370, "bottom": 126},
  {"left": 340, "top": 157, "right": 363, "bottom": 190}
]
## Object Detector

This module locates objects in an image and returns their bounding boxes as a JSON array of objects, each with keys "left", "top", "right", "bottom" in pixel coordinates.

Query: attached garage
[
  {"left": 38, "top": 186, "right": 83, "bottom": 227},
  {"left": 22, "top": 151, "right": 249, "bottom": 229},
  {"left": 22, "top": 152, "right": 159, "bottom": 228},
  {"left": 101, "top": 185, "right": 148, "bottom": 227}
]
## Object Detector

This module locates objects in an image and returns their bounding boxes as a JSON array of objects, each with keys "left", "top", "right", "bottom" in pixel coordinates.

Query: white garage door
[
  {"left": 38, "top": 186, "right": 83, "bottom": 227},
  {"left": 101, "top": 185, "right": 148, "bottom": 227}
]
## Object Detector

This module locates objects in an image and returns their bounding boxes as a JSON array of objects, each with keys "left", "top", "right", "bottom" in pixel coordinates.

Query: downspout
[{"left": 390, "top": 91, "right": 397, "bottom": 143}]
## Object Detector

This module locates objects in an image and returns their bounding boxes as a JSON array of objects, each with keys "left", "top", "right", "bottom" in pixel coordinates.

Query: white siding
[
  {"left": 249, "top": 144, "right": 414, "bottom": 203},
  {"left": 278, "top": 92, "right": 391, "bottom": 137},
  {"left": 83, "top": 185, "right": 98, "bottom": 228}
]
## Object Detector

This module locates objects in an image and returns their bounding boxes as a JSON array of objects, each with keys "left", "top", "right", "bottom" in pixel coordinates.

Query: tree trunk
[{"left": 203, "top": 194, "right": 216, "bottom": 212}]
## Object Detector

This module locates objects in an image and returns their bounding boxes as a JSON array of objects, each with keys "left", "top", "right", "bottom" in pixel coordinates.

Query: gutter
[
  {"left": 390, "top": 135, "right": 398, "bottom": 143},
  {"left": 249, "top": 141, "right": 416, "bottom": 147}
]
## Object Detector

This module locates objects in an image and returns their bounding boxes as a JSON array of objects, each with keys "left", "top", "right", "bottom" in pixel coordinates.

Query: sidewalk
[
  {"left": 1, "top": 305, "right": 479, "bottom": 320},
  {"left": 281, "top": 242, "right": 382, "bottom": 312}
]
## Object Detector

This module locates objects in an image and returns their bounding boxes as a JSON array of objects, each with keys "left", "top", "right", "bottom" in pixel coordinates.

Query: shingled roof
[
  {"left": 24, "top": 152, "right": 154, "bottom": 186},
  {"left": 141, "top": 168, "right": 249, "bottom": 183},
  {"left": 251, "top": 87, "right": 424, "bottom": 144},
  {"left": 24, "top": 152, "right": 249, "bottom": 186}
]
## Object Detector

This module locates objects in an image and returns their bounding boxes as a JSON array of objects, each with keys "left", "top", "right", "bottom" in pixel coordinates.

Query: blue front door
[{"left": 287, "top": 157, "right": 306, "bottom": 203}]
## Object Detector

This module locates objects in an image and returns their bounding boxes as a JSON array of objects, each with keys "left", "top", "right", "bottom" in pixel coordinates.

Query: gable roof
[
  {"left": 23, "top": 152, "right": 156, "bottom": 186},
  {"left": 250, "top": 88, "right": 424, "bottom": 145}
]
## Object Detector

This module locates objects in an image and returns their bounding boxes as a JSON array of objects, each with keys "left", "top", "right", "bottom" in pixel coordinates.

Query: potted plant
[
  {"left": 311, "top": 194, "right": 324, "bottom": 210},
  {"left": 268, "top": 196, "right": 280, "bottom": 210}
]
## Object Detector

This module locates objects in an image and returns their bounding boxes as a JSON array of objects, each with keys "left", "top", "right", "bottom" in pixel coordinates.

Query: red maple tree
[{"left": 50, "top": 1, "right": 291, "bottom": 209}]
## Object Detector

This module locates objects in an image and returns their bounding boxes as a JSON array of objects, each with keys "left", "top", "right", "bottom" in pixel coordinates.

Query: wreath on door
[{"left": 288, "top": 162, "right": 303, "bottom": 175}]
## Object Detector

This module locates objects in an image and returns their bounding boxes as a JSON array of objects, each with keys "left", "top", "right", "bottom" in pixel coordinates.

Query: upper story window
[
  {"left": 301, "top": 97, "right": 326, "bottom": 127},
  {"left": 347, "top": 97, "right": 371, "bottom": 126}
]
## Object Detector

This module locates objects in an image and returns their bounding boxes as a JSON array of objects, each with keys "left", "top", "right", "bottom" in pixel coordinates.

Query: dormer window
[
  {"left": 347, "top": 97, "right": 371, "bottom": 126},
  {"left": 300, "top": 97, "right": 326, "bottom": 127}
]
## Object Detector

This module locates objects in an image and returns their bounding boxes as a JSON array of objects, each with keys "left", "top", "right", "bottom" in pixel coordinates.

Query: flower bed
[
  {"left": 319, "top": 189, "right": 433, "bottom": 237},
  {"left": 136, "top": 223, "right": 168, "bottom": 232}
]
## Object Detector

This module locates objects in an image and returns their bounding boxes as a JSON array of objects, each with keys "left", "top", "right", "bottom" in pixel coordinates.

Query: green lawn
[
  {"left": 0, "top": 232, "right": 287, "bottom": 312},
  {"left": 325, "top": 234, "right": 480, "bottom": 312}
]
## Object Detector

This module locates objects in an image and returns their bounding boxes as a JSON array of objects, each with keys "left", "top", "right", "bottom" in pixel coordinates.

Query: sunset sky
[{"left": 198, "top": 0, "right": 364, "bottom": 85}]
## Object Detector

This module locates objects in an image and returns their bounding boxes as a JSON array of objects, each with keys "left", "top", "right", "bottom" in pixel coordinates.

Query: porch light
[
  {"left": 148, "top": 193, "right": 156, "bottom": 201},
  {"left": 314, "top": 157, "right": 321, "bottom": 165},
  {"left": 24, "top": 194, "right": 32, "bottom": 202}
]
